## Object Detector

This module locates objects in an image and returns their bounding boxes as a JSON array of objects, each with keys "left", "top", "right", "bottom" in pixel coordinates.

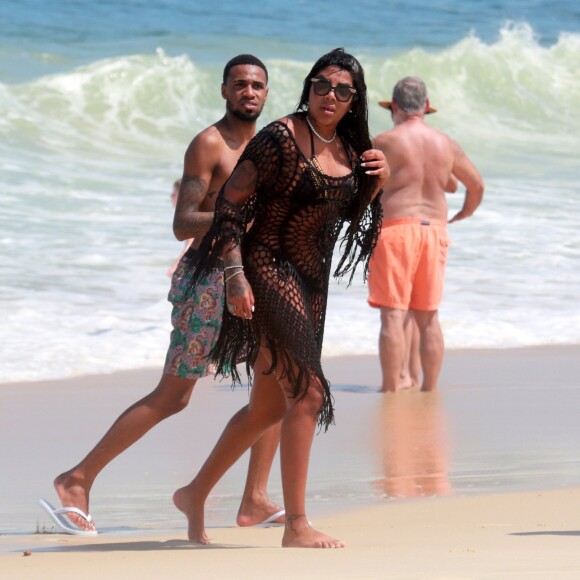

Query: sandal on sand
[
  {"left": 38, "top": 498, "right": 98, "bottom": 536},
  {"left": 256, "top": 509, "right": 286, "bottom": 526}
]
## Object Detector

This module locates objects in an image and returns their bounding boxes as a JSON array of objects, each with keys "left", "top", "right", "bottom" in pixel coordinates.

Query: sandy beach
[{"left": 1, "top": 346, "right": 580, "bottom": 578}]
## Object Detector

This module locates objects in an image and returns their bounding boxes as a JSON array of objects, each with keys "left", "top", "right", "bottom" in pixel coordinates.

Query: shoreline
[{"left": 2, "top": 342, "right": 578, "bottom": 389}]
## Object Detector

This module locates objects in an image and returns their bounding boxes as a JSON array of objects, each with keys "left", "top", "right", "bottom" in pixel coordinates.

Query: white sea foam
[{"left": 1, "top": 24, "right": 579, "bottom": 383}]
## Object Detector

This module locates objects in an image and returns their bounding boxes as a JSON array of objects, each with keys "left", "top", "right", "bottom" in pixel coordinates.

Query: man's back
[
  {"left": 375, "top": 120, "right": 457, "bottom": 222},
  {"left": 375, "top": 108, "right": 483, "bottom": 224}
]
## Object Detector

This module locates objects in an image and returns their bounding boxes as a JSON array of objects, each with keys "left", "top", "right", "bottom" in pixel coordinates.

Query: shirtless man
[
  {"left": 369, "top": 76, "right": 484, "bottom": 392},
  {"left": 42, "top": 55, "right": 284, "bottom": 535}
]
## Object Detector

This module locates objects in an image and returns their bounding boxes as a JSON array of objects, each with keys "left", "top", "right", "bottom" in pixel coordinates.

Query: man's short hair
[
  {"left": 223, "top": 54, "right": 268, "bottom": 84},
  {"left": 392, "top": 76, "right": 429, "bottom": 114}
]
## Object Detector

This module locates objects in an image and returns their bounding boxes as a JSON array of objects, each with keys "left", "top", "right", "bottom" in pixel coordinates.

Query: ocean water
[{"left": 1, "top": 1, "right": 579, "bottom": 383}]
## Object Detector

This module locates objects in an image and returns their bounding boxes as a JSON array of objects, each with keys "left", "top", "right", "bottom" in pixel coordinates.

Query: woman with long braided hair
[{"left": 174, "top": 48, "right": 388, "bottom": 548}]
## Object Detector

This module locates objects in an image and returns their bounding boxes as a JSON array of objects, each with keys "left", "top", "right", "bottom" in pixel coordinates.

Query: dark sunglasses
[{"left": 310, "top": 77, "right": 357, "bottom": 102}]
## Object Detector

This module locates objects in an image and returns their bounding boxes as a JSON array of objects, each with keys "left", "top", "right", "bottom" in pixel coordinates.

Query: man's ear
[{"left": 221, "top": 84, "right": 226, "bottom": 100}]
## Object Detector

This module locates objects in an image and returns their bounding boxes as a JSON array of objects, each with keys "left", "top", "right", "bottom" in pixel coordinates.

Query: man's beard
[{"left": 227, "top": 100, "right": 263, "bottom": 122}]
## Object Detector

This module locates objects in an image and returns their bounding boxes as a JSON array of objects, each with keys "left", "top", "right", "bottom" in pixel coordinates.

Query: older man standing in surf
[{"left": 369, "top": 76, "right": 484, "bottom": 393}]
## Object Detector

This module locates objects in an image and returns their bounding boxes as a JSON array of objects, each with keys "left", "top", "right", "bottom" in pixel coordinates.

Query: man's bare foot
[
  {"left": 398, "top": 378, "right": 414, "bottom": 390},
  {"left": 53, "top": 472, "right": 96, "bottom": 532},
  {"left": 399, "top": 371, "right": 414, "bottom": 390},
  {"left": 282, "top": 514, "right": 345, "bottom": 548},
  {"left": 380, "top": 382, "right": 418, "bottom": 393},
  {"left": 237, "top": 496, "right": 285, "bottom": 527},
  {"left": 173, "top": 486, "right": 209, "bottom": 544}
]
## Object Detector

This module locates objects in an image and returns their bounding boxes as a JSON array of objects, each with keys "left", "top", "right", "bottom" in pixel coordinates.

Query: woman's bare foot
[
  {"left": 53, "top": 472, "right": 96, "bottom": 532},
  {"left": 236, "top": 495, "right": 285, "bottom": 527},
  {"left": 173, "top": 486, "right": 209, "bottom": 544},
  {"left": 282, "top": 514, "right": 345, "bottom": 548}
]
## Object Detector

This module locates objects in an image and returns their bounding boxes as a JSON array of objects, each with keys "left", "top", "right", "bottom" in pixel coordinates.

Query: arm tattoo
[
  {"left": 182, "top": 175, "right": 207, "bottom": 203},
  {"left": 173, "top": 175, "right": 214, "bottom": 239}
]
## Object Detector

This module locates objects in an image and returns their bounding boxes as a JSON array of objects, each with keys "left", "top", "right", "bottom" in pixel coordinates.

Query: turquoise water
[
  {"left": 2, "top": 0, "right": 577, "bottom": 82},
  {"left": 1, "top": 1, "right": 580, "bottom": 382}
]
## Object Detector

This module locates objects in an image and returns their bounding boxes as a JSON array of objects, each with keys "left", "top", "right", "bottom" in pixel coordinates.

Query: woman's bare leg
[
  {"left": 173, "top": 352, "right": 286, "bottom": 543},
  {"left": 255, "top": 349, "right": 345, "bottom": 548},
  {"left": 278, "top": 380, "right": 345, "bottom": 548}
]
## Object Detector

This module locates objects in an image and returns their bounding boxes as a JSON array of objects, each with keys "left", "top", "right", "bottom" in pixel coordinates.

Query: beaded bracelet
[
  {"left": 225, "top": 269, "right": 245, "bottom": 283},
  {"left": 223, "top": 264, "right": 243, "bottom": 272}
]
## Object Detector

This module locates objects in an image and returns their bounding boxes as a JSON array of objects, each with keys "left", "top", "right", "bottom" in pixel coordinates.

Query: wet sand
[{"left": 1, "top": 346, "right": 579, "bottom": 578}]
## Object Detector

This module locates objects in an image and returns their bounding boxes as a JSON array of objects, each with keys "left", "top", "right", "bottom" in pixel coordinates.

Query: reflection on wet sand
[{"left": 375, "top": 392, "right": 451, "bottom": 498}]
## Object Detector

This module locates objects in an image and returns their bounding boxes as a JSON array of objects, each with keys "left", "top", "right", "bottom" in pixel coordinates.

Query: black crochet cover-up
[{"left": 191, "top": 118, "right": 382, "bottom": 429}]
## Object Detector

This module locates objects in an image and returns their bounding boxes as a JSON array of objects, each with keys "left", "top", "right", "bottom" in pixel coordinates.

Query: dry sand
[
  {"left": 1, "top": 346, "right": 579, "bottom": 578},
  {"left": 4, "top": 487, "right": 580, "bottom": 579}
]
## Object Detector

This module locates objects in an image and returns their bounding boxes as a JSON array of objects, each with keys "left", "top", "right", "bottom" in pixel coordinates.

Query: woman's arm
[
  {"left": 360, "top": 147, "right": 389, "bottom": 200},
  {"left": 219, "top": 161, "right": 259, "bottom": 319}
]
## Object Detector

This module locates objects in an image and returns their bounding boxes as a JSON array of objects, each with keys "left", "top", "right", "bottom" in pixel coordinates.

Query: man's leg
[
  {"left": 237, "top": 351, "right": 284, "bottom": 526},
  {"left": 378, "top": 307, "right": 407, "bottom": 392},
  {"left": 237, "top": 421, "right": 283, "bottom": 526},
  {"left": 54, "top": 373, "right": 196, "bottom": 531},
  {"left": 407, "top": 312, "right": 422, "bottom": 387},
  {"left": 412, "top": 309, "right": 444, "bottom": 391},
  {"left": 173, "top": 350, "right": 286, "bottom": 544},
  {"left": 400, "top": 311, "right": 421, "bottom": 389}
]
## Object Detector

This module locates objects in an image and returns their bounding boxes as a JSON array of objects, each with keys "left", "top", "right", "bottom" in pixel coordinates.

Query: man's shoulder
[
  {"left": 428, "top": 124, "right": 453, "bottom": 141},
  {"left": 378, "top": 123, "right": 452, "bottom": 144},
  {"left": 374, "top": 127, "right": 400, "bottom": 151},
  {"left": 196, "top": 123, "right": 228, "bottom": 148},
  {"left": 185, "top": 124, "right": 228, "bottom": 159},
  {"left": 374, "top": 128, "right": 393, "bottom": 142}
]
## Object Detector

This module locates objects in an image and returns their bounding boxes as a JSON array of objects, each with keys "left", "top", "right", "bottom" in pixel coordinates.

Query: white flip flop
[
  {"left": 256, "top": 509, "right": 285, "bottom": 526},
  {"left": 38, "top": 498, "right": 98, "bottom": 536}
]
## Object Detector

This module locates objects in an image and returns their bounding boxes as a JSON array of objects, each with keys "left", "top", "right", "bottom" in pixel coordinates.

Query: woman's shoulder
[
  {"left": 244, "top": 117, "right": 301, "bottom": 162},
  {"left": 258, "top": 115, "right": 299, "bottom": 141}
]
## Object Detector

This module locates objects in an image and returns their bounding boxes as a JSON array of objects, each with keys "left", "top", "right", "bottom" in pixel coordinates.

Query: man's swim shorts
[
  {"left": 368, "top": 218, "right": 450, "bottom": 311},
  {"left": 163, "top": 250, "right": 224, "bottom": 379}
]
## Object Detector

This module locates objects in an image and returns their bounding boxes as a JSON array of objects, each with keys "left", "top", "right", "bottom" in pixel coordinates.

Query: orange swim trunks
[{"left": 368, "top": 218, "right": 450, "bottom": 311}]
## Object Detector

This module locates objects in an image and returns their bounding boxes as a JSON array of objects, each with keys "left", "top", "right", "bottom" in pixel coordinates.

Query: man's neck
[
  {"left": 221, "top": 113, "right": 258, "bottom": 141},
  {"left": 394, "top": 113, "right": 424, "bottom": 127}
]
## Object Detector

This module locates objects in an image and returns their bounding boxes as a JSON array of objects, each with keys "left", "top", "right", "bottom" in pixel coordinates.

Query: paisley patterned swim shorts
[{"left": 163, "top": 253, "right": 224, "bottom": 379}]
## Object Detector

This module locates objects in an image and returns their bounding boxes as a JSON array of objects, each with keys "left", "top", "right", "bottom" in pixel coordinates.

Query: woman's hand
[
  {"left": 225, "top": 271, "right": 255, "bottom": 319},
  {"left": 361, "top": 148, "right": 390, "bottom": 194}
]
